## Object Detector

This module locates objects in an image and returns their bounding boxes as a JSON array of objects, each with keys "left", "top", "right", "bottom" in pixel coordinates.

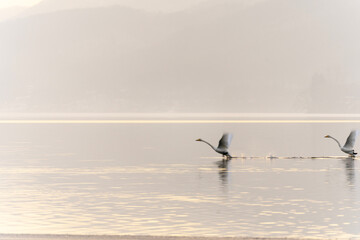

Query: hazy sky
[{"left": 0, "top": 0, "right": 41, "bottom": 8}]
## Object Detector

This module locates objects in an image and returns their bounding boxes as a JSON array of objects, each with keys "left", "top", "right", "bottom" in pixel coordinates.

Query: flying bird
[
  {"left": 325, "top": 130, "right": 359, "bottom": 156},
  {"left": 196, "top": 133, "right": 233, "bottom": 159}
]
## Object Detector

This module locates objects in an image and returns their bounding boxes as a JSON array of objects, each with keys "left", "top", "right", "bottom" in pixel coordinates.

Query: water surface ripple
[{"left": 0, "top": 122, "right": 359, "bottom": 238}]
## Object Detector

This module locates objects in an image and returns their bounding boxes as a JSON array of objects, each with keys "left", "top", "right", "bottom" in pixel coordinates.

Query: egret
[
  {"left": 325, "top": 130, "right": 359, "bottom": 156},
  {"left": 196, "top": 133, "right": 233, "bottom": 159}
]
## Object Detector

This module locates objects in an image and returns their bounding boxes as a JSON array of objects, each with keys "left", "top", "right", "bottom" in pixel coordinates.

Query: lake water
[{"left": 0, "top": 116, "right": 360, "bottom": 238}]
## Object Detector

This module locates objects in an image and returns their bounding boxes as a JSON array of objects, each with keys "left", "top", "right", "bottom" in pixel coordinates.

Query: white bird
[
  {"left": 325, "top": 130, "right": 359, "bottom": 156},
  {"left": 196, "top": 133, "right": 233, "bottom": 159}
]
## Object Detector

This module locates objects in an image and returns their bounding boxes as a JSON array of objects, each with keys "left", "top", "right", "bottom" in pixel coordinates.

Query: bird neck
[
  {"left": 328, "top": 136, "right": 342, "bottom": 149},
  {"left": 200, "top": 139, "right": 217, "bottom": 151}
]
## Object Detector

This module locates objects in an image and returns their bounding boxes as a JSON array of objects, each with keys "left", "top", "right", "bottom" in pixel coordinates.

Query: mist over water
[
  {"left": 1, "top": 0, "right": 360, "bottom": 238},
  {"left": 0, "top": 119, "right": 360, "bottom": 238},
  {"left": 1, "top": 0, "right": 360, "bottom": 113}
]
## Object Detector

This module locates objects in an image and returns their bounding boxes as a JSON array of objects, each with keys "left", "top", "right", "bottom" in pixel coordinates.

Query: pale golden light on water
[
  {"left": 0, "top": 122, "right": 359, "bottom": 238},
  {"left": 0, "top": 119, "right": 359, "bottom": 124}
]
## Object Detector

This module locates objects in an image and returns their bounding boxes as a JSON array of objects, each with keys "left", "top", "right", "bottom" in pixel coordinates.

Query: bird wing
[
  {"left": 217, "top": 133, "right": 233, "bottom": 150},
  {"left": 343, "top": 130, "right": 359, "bottom": 149}
]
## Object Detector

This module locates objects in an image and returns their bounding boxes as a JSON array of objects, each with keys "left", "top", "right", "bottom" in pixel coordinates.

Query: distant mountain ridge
[
  {"left": 0, "top": 0, "right": 360, "bottom": 113},
  {"left": 22, "top": 0, "right": 209, "bottom": 15},
  {"left": 0, "top": 6, "right": 25, "bottom": 22},
  {"left": 0, "top": 0, "right": 209, "bottom": 22}
]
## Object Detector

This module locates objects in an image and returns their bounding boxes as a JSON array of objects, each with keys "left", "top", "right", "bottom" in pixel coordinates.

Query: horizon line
[{"left": 0, "top": 119, "right": 359, "bottom": 124}]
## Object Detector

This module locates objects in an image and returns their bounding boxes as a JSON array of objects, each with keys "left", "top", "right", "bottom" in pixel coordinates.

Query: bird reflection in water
[
  {"left": 343, "top": 157, "right": 356, "bottom": 187},
  {"left": 217, "top": 159, "right": 230, "bottom": 186}
]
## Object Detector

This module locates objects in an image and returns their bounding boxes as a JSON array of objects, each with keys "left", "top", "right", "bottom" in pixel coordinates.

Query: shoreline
[
  {"left": 0, "top": 235, "right": 312, "bottom": 240},
  {"left": 0, "top": 112, "right": 359, "bottom": 119}
]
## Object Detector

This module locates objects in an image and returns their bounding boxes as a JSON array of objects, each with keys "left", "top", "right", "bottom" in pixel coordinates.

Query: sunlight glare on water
[{"left": 0, "top": 116, "right": 359, "bottom": 238}]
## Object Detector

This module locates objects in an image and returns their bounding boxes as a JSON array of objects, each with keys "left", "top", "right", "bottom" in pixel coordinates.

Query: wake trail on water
[{"left": 200, "top": 156, "right": 357, "bottom": 160}]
